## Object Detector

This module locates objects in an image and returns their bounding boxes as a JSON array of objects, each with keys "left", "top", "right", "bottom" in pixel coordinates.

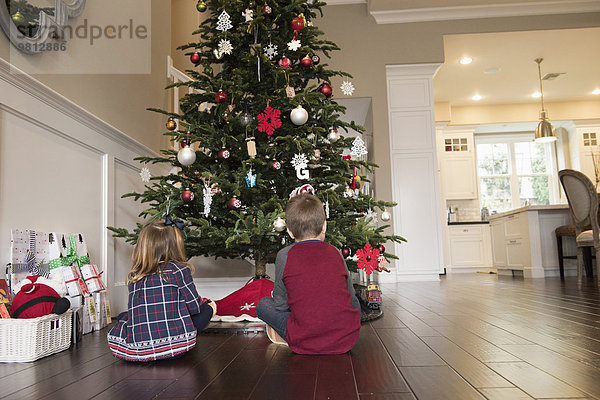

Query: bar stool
[{"left": 555, "top": 224, "right": 593, "bottom": 278}]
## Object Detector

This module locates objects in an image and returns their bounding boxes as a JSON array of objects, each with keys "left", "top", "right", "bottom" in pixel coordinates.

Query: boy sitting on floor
[{"left": 256, "top": 193, "right": 361, "bottom": 354}]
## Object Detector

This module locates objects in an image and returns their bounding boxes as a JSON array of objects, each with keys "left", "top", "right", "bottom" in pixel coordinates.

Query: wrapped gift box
[
  {"left": 50, "top": 265, "right": 89, "bottom": 297},
  {"left": 82, "top": 295, "right": 96, "bottom": 335},
  {"left": 92, "top": 291, "right": 111, "bottom": 331},
  {"left": 79, "top": 265, "right": 105, "bottom": 293}
]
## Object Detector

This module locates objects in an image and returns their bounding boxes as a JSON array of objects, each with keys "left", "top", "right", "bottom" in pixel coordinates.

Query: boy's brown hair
[
  {"left": 128, "top": 220, "right": 192, "bottom": 283},
  {"left": 286, "top": 194, "right": 325, "bottom": 240}
]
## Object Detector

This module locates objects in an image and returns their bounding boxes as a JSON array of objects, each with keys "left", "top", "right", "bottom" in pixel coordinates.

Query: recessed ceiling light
[
  {"left": 593, "top": 89, "right": 600, "bottom": 95},
  {"left": 460, "top": 57, "right": 472, "bottom": 65},
  {"left": 532, "top": 91, "right": 542, "bottom": 98},
  {"left": 472, "top": 94, "right": 482, "bottom": 101},
  {"left": 484, "top": 67, "right": 501, "bottom": 74}
]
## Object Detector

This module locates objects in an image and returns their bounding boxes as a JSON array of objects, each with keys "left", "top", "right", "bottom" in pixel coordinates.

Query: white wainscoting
[{"left": 383, "top": 64, "right": 444, "bottom": 283}]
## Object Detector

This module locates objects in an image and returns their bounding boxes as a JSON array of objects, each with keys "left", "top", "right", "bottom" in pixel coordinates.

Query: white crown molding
[
  {"left": 371, "top": 0, "right": 600, "bottom": 24},
  {"left": 386, "top": 63, "right": 442, "bottom": 78},
  {"left": 0, "top": 57, "right": 156, "bottom": 158}
]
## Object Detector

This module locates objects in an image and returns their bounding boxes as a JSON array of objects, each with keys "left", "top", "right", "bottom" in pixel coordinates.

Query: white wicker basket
[{"left": 0, "top": 310, "right": 72, "bottom": 362}]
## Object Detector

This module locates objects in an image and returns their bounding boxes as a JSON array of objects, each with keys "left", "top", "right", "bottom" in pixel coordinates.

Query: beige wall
[
  {"left": 0, "top": 0, "right": 171, "bottom": 153},
  {"left": 318, "top": 4, "right": 600, "bottom": 203}
]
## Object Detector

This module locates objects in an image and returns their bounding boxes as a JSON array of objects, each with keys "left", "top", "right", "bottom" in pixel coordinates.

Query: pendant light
[{"left": 534, "top": 58, "right": 556, "bottom": 143}]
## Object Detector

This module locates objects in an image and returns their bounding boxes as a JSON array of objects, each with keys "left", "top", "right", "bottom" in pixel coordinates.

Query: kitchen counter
[
  {"left": 448, "top": 221, "right": 489, "bottom": 225},
  {"left": 488, "top": 204, "right": 569, "bottom": 220}
]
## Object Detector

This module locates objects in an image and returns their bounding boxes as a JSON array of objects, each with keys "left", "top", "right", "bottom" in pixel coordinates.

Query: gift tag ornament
[
  {"left": 181, "top": 188, "right": 194, "bottom": 204},
  {"left": 286, "top": 86, "right": 296, "bottom": 98},
  {"left": 273, "top": 217, "right": 286, "bottom": 232},
  {"left": 290, "top": 105, "right": 309, "bottom": 126},
  {"left": 190, "top": 52, "right": 201, "bottom": 65},
  {"left": 215, "top": 90, "right": 227, "bottom": 104},
  {"left": 228, "top": 197, "right": 242, "bottom": 210},
  {"left": 177, "top": 146, "right": 196, "bottom": 166},
  {"left": 166, "top": 118, "right": 177, "bottom": 131}
]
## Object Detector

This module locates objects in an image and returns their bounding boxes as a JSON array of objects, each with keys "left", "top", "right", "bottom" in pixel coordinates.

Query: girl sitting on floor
[{"left": 107, "top": 218, "right": 215, "bottom": 362}]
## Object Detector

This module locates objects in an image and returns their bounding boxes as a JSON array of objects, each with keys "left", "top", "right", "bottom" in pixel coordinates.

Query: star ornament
[
  {"left": 218, "top": 38, "right": 233, "bottom": 55},
  {"left": 356, "top": 244, "right": 381, "bottom": 275},
  {"left": 341, "top": 80, "right": 355, "bottom": 96},
  {"left": 287, "top": 39, "right": 301, "bottom": 51},
  {"left": 291, "top": 153, "right": 309, "bottom": 169},
  {"left": 140, "top": 167, "right": 151, "bottom": 183}
]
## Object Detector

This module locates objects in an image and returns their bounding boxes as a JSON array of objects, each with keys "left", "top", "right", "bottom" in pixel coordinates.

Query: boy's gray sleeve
[{"left": 273, "top": 246, "right": 291, "bottom": 312}]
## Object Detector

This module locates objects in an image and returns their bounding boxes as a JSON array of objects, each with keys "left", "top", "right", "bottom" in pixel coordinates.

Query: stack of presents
[{"left": 1, "top": 229, "right": 111, "bottom": 342}]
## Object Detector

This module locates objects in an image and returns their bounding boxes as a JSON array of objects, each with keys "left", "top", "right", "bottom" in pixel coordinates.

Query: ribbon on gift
[{"left": 48, "top": 234, "right": 90, "bottom": 269}]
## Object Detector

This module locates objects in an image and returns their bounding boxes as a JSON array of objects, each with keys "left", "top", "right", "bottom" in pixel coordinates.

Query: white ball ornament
[
  {"left": 327, "top": 127, "right": 340, "bottom": 142},
  {"left": 273, "top": 217, "right": 286, "bottom": 232},
  {"left": 290, "top": 105, "right": 309, "bottom": 126},
  {"left": 381, "top": 210, "right": 392, "bottom": 221},
  {"left": 177, "top": 146, "right": 196, "bottom": 166}
]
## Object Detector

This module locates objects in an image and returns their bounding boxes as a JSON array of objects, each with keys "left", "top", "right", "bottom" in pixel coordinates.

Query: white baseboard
[
  {"left": 379, "top": 270, "right": 441, "bottom": 283},
  {"left": 193, "top": 277, "right": 255, "bottom": 300}
]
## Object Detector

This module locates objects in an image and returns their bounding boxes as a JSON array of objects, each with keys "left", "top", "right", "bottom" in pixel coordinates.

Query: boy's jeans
[{"left": 256, "top": 297, "right": 290, "bottom": 340}]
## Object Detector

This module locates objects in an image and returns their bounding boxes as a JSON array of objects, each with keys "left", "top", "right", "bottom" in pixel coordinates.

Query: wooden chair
[
  {"left": 558, "top": 169, "right": 600, "bottom": 284},
  {"left": 555, "top": 224, "right": 593, "bottom": 278}
]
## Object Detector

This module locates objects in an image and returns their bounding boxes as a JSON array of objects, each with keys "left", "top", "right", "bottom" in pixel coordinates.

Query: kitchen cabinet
[
  {"left": 437, "top": 129, "right": 478, "bottom": 200},
  {"left": 489, "top": 205, "right": 572, "bottom": 278},
  {"left": 446, "top": 223, "right": 492, "bottom": 272}
]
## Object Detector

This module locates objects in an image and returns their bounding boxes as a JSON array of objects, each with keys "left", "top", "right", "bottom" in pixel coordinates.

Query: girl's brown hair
[{"left": 128, "top": 220, "right": 192, "bottom": 283}]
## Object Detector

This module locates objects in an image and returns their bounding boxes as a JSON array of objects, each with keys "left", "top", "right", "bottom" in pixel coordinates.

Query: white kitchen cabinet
[
  {"left": 446, "top": 224, "right": 492, "bottom": 272},
  {"left": 575, "top": 123, "right": 600, "bottom": 185},
  {"left": 437, "top": 129, "right": 478, "bottom": 200}
]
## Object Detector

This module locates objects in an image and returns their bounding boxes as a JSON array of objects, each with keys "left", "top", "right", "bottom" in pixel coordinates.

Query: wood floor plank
[
  {"left": 478, "top": 387, "right": 534, "bottom": 400},
  {"left": 390, "top": 310, "right": 441, "bottom": 337},
  {"left": 500, "top": 344, "right": 600, "bottom": 398},
  {"left": 359, "top": 393, "right": 416, "bottom": 400},
  {"left": 315, "top": 354, "right": 359, "bottom": 400},
  {"left": 90, "top": 378, "right": 174, "bottom": 400},
  {"left": 485, "top": 362, "right": 587, "bottom": 399},
  {"left": 377, "top": 328, "right": 446, "bottom": 367},
  {"left": 399, "top": 366, "right": 486, "bottom": 400},
  {"left": 421, "top": 336, "right": 514, "bottom": 389},
  {"left": 350, "top": 324, "right": 411, "bottom": 394}
]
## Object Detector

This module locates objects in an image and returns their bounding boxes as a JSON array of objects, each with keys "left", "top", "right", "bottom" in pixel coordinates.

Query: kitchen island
[{"left": 489, "top": 204, "right": 574, "bottom": 278}]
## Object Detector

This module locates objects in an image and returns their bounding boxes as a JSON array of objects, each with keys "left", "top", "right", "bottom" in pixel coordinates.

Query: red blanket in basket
[{"left": 211, "top": 278, "right": 274, "bottom": 322}]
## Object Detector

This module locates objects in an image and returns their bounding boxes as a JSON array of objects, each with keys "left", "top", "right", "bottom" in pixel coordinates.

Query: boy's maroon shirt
[{"left": 275, "top": 240, "right": 360, "bottom": 354}]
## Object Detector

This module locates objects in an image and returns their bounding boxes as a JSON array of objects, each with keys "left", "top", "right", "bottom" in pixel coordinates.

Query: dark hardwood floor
[{"left": 1, "top": 274, "right": 599, "bottom": 400}]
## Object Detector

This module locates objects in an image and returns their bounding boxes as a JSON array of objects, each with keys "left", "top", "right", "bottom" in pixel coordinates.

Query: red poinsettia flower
[
  {"left": 257, "top": 106, "right": 282, "bottom": 135},
  {"left": 356, "top": 244, "right": 380, "bottom": 275}
]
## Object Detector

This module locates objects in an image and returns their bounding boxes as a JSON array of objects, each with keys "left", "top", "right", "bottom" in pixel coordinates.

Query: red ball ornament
[
  {"left": 270, "top": 160, "right": 281, "bottom": 171},
  {"left": 377, "top": 244, "right": 386, "bottom": 253},
  {"left": 341, "top": 247, "right": 352, "bottom": 258},
  {"left": 278, "top": 57, "right": 292, "bottom": 69},
  {"left": 318, "top": 83, "right": 333, "bottom": 98},
  {"left": 218, "top": 148, "right": 230, "bottom": 160},
  {"left": 262, "top": 5, "right": 272, "bottom": 15},
  {"left": 291, "top": 15, "right": 307, "bottom": 32},
  {"left": 181, "top": 188, "right": 194, "bottom": 204},
  {"left": 228, "top": 197, "right": 242, "bottom": 210},
  {"left": 190, "top": 52, "right": 201, "bottom": 65},
  {"left": 300, "top": 55, "right": 313, "bottom": 68},
  {"left": 215, "top": 90, "right": 227, "bottom": 103},
  {"left": 180, "top": 139, "right": 190, "bottom": 148},
  {"left": 311, "top": 55, "right": 320, "bottom": 65}
]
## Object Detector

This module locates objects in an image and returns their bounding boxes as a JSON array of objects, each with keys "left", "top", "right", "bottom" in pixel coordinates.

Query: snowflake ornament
[
  {"left": 140, "top": 167, "right": 151, "bottom": 183},
  {"left": 365, "top": 209, "right": 378, "bottom": 225},
  {"left": 218, "top": 38, "right": 233, "bottom": 55},
  {"left": 291, "top": 153, "right": 309, "bottom": 169},
  {"left": 245, "top": 169, "right": 257, "bottom": 187},
  {"left": 264, "top": 42, "right": 278, "bottom": 60},
  {"left": 287, "top": 39, "right": 301, "bottom": 51},
  {"left": 356, "top": 244, "right": 381, "bottom": 275},
  {"left": 242, "top": 8, "right": 254, "bottom": 22},
  {"left": 340, "top": 80, "right": 355, "bottom": 96},
  {"left": 216, "top": 11, "right": 233, "bottom": 31},
  {"left": 257, "top": 106, "right": 282, "bottom": 135},
  {"left": 350, "top": 136, "right": 368, "bottom": 158}
]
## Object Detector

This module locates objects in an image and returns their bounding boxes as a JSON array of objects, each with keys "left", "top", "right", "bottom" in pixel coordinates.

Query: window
[{"left": 476, "top": 134, "right": 558, "bottom": 213}]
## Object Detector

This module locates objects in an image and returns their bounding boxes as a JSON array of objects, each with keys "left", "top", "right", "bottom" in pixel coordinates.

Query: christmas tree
[{"left": 109, "top": 0, "right": 406, "bottom": 278}]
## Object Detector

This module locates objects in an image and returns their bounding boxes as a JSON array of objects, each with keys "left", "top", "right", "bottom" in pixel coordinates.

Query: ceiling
[{"left": 433, "top": 27, "right": 600, "bottom": 106}]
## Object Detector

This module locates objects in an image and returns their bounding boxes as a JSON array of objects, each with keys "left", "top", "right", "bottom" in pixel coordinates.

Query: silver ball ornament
[
  {"left": 381, "top": 210, "right": 392, "bottom": 221},
  {"left": 177, "top": 146, "right": 196, "bottom": 166},
  {"left": 273, "top": 217, "right": 286, "bottom": 232},
  {"left": 290, "top": 105, "right": 309, "bottom": 126},
  {"left": 240, "top": 112, "right": 253, "bottom": 126}
]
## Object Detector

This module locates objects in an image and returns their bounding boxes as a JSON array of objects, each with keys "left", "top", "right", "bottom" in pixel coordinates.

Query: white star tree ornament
[
  {"left": 341, "top": 80, "right": 355, "bottom": 96},
  {"left": 350, "top": 136, "right": 368, "bottom": 158},
  {"left": 242, "top": 8, "right": 254, "bottom": 22},
  {"left": 216, "top": 11, "right": 233, "bottom": 31},
  {"left": 218, "top": 38, "right": 233, "bottom": 55},
  {"left": 140, "top": 166, "right": 151, "bottom": 183},
  {"left": 291, "top": 153, "right": 309, "bottom": 169},
  {"left": 287, "top": 39, "right": 301, "bottom": 51},
  {"left": 365, "top": 209, "right": 378, "bottom": 226},
  {"left": 264, "top": 42, "right": 278, "bottom": 60}
]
